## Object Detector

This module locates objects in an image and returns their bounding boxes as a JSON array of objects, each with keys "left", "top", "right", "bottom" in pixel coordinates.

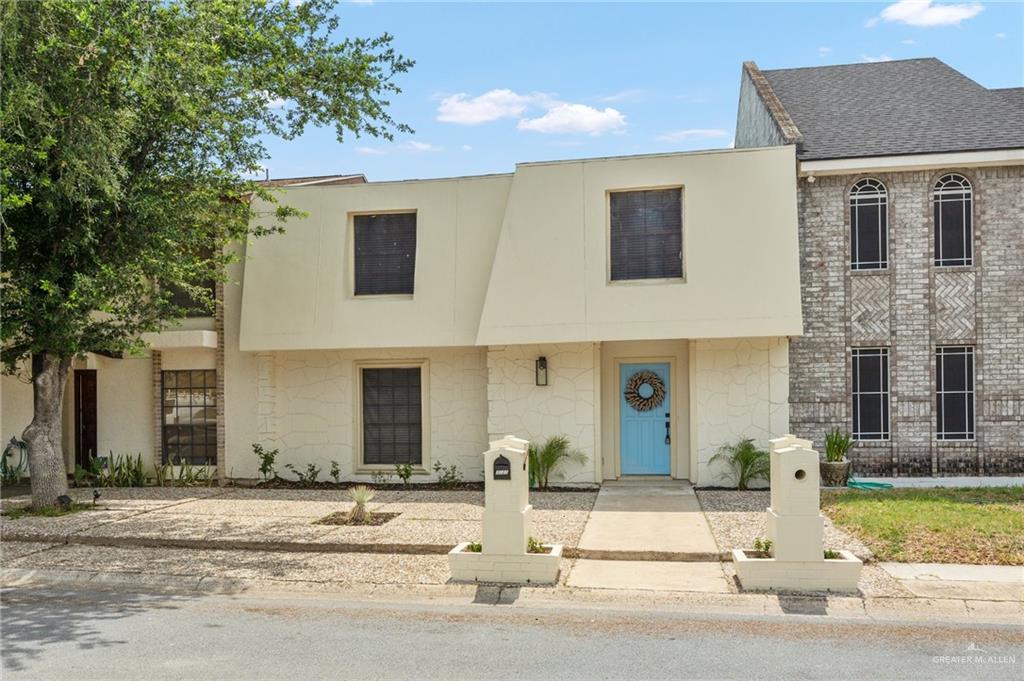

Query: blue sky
[{"left": 261, "top": 1, "right": 1023, "bottom": 181}]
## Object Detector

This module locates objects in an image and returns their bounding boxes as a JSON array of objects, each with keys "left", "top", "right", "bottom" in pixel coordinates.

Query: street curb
[
  {"left": 3, "top": 567, "right": 1021, "bottom": 627},
  {"left": 1, "top": 532, "right": 730, "bottom": 562}
]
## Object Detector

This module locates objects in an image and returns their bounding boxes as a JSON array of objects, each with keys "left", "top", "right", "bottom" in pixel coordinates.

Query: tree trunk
[{"left": 23, "top": 352, "right": 72, "bottom": 509}]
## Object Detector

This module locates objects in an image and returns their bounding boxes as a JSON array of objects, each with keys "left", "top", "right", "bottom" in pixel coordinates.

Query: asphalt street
[{"left": 1, "top": 584, "right": 1020, "bottom": 680}]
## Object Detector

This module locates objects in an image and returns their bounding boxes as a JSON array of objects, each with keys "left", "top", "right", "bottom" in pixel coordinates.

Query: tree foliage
[
  {"left": 0, "top": 0, "right": 412, "bottom": 507},
  {"left": 1, "top": 0, "right": 412, "bottom": 368}
]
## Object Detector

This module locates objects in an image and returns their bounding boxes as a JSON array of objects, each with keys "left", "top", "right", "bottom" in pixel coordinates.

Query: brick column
[
  {"left": 215, "top": 282, "right": 227, "bottom": 483},
  {"left": 152, "top": 350, "right": 163, "bottom": 466}
]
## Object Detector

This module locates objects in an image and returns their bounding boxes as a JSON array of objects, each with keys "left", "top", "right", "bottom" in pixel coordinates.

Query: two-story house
[
  {"left": 4, "top": 57, "right": 1019, "bottom": 485},
  {"left": 736, "top": 58, "right": 1024, "bottom": 476}
]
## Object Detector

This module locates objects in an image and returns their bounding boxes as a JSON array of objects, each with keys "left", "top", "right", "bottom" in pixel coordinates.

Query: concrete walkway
[
  {"left": 880, "top": 562, "right": 1024, "bottom": 602},
  {"left": 570, "top": 480, "right": 729, "bottom": 592},
  {"left": 576, "top": 479, "right": 720, "bottom": 560}
]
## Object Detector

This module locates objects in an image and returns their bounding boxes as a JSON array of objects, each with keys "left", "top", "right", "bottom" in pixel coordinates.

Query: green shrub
[
  {"left": 710, "top": 437, "right": 770, "bottom": 490},
  {"left": 394, "top": 463, "right": 414, "bottom": 488},
  {"left": 329, "top": 460, "right": 341, "bottom": 484},
  {"left": 465, "top": 541, "right": 482, "bottom": 553},
  {"left": 285, "top": 462, "right": 321, "bottom": 484},
  {"left": 95, "top": 453, "right": 147, "bottom": 487},
  {"left": 432, "top": 461, "right": 463, "bottom": 489},
  {"left": 252, "top": 443, "right": 279, "bottom": 481},
  {"left": 753, "top": 537, "right": 774, "bottom": 555},
  {"left": 824, "top": 549, "right": 842, "bottom": 559},
  {"left": 527, "top": 435, "right": 586, "bottom": 489},
  {"left": 527, "top": 536, "right": 546, "bottom": 554},
  {"left": 824, "top": 427, "right": 853, "bottom": 463}
]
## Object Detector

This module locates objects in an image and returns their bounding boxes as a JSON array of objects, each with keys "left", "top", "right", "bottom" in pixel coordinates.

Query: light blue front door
[{"left": 619, "top": 362, "right": 671, "bottom": 475}]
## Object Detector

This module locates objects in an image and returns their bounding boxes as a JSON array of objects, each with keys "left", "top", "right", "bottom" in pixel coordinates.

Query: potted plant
[{"left": 821, "top": 428, "right": 853, "bottom": 487}]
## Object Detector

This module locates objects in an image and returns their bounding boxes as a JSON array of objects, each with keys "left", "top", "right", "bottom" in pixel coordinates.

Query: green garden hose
[{"left": 847, "top": 477, "right": 894, "bottom": 490}]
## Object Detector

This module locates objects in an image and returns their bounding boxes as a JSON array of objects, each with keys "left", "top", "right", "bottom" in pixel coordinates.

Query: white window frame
[
  {"left": 936, "top": 346, "right": 975, "bottom": 441},
  {"left": 852, "top": 348, "right": 890, "bottom": 441},
  {"left": 849, "top": 178, "right": 888, "bottom": 270},
  {"left": 933, "top": 174, "right": 973, "bottom": 267},
  {"left": 354, "top": 359, "right": 431, "bottom": 472}
]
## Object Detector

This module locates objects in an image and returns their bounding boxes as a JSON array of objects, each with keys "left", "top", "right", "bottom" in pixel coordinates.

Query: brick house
[{"left": 735, "top": 58, "right": 1024, "bottom": 476}]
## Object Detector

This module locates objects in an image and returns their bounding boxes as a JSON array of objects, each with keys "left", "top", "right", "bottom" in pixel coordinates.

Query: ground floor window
[
  {"left": 162, "top": 370, "right": 217, "bottom": 464},
  {"left": 852, "top": 348, "right": 889, "bottom": 440},
  {"left": 936, "top": 346, "right": 975, "bottom": 440},
  {"left": 360, "top": 365, "right": 423, "bottom": 466}
]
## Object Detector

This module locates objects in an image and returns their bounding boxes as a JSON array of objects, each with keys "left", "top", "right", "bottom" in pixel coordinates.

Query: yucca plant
[
  {"left": 709, "top": 437, "right": 770, "bottom": 490},
  {"left": 824, "top": 427, "right": 853, "bottom": 463},
  {"left": 348, "top": 485, "right": 376, "bottom": 524},
  {"left": 527, "top": 435, "right": 587, "bottom": 490}
]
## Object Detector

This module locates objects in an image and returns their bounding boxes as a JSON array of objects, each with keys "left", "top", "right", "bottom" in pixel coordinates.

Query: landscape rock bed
[{"left": 695, "top": 490, "right": 873, "bottom": 560}]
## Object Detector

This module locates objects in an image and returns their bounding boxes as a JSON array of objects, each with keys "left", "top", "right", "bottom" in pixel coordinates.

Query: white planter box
[
  {"left": 732, "top": 548, "right": 862, "bottom": 593},
  {"left": 448, "top": 542, "right": 562, "bottom": 584}
]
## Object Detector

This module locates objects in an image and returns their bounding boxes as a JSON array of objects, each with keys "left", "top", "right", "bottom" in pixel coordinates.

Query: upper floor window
[
  {"left": 936, "top": 346, "right": 975, "bottom": 441},
  {"left": 933, "top": 174, "right": 973, "bottom": 267},
  {"left": 850, "top": 179, "right": 888, "bottom": 270},
  {"left": 354, "top": 212, "right": 417, "bottom": 295},
  {"left": 610, "top": 188, "right": 683, "bottom": 281}
]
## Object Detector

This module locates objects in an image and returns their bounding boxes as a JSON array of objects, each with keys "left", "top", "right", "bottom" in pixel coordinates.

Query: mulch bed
[
  {"left": 256, "top": 479, "right": 595, "bottom": 493},
  {"left": 314, "top": 511, "right": 401, "bottom": 527}
]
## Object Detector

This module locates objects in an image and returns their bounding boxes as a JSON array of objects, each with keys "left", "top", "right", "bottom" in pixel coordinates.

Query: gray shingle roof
[{"left": 761, "top": 58, "right": 1024, "bottom": 161}]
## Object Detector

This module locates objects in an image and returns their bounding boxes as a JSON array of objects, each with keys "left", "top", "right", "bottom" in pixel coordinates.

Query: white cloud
[
  {"left": 818, "top": 46, "right": 833, "bottom": 55},
  {"left": 875, "top": 1, "right": 983, "bottom": 28},
  {"left": 437, "top": 89, "right": 539, "bottom": 124},
  {"left": 517, "top": 103, "right": 626, "bottom": 136},
  {"left": 995, "top": 32, "right": 1007, "bottom": 39},
  {"left": 599, "top": 89, "right": 646, "bottom": 103},
  {"left": 350, "top": 0, "right": 374, "bottom": 5},
  {"left": 461, "top": 144, "right": 473, "bottom": 151},
  {"left": 656, "top": 128, "right": 730, "bottom": 143},
  {"left": 356, "top": 141, "right": 443, "bottom": 155},
  {"left": 862, "top": 54, "right": 895, "bottom": 63},
  {"left": 901, "top": 38, "right": 917, "bottom": 44}
]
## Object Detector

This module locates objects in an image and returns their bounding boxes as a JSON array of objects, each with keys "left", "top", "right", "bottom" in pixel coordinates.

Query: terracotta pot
[{"left": 820, "top": 459, "right": 851, "bottom": 487}]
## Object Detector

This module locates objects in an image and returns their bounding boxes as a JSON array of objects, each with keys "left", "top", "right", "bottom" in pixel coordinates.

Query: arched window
[
  {"left": 850, "top": 178, "right": 888, "bottom": 270},
  {"left": 933, "top": 174, "right": 973, "bottom": 267}
]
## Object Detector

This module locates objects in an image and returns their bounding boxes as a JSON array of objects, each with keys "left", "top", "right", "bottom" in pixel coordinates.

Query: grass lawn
[{"left": 821, "top": 487, "right": 1024, "bottom": 566}]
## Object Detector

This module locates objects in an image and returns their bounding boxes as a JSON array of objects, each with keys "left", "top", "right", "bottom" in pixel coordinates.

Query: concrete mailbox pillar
[
  {"left": 733, "top": 434, "right": 862, "bottom": 593},
  {"left": 482, "top": 435, "right": 531, "bottom": 556},
  {"left": 766, "top": 434, "right": 823, "bottom": 562},
  {"left": 448, "top": 435, "right": 562, "bottom": 584}
]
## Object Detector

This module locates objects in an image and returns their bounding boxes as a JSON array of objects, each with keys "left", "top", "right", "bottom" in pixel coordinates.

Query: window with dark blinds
[
  {"left": 354, "top": 213, "right": 417, "bottom": 295},
  {"left": 610, "top": 189, "right": 683, "bottom": 281},
  {"left": 162, "top": 370, "right": 217, "bottom": 465},
  {"left": 361, "top": 367, "right": 423, "bottom": 465},
  {"left": 936, "top": 346, "right": 975, "bottom": 440}
]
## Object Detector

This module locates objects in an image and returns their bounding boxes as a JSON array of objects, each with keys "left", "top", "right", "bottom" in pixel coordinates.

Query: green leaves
[
  {"left": 1, "top": 0, "right": 412, "bottom": 371},
  {"left": 710, "top": 437, "right": 770, "bottom": 490}
]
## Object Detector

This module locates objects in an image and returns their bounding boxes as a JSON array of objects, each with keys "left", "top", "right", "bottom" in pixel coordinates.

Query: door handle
[{"left": 664, "top": 412, "right": 671, "bottom": 445}]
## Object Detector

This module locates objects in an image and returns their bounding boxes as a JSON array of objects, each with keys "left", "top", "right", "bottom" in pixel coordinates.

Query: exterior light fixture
[{"left": 535, "top": 356, "right": 548, "bottom": 386}]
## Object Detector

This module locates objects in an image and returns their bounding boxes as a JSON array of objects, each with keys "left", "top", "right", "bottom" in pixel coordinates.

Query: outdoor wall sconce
[{"left": 535, "top": 356, "right": 548, "bottom": 386}]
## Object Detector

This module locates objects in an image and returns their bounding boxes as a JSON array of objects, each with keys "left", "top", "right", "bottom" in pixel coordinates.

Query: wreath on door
[{"left": 623, "top": 370, "right": 665, "bottom": 412}]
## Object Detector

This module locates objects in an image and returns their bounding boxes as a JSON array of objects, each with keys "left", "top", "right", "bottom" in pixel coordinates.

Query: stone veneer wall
[
  {"left": 791, "top": 166, "right": 1024, "bottom": 476},
  {"left": 486, "top": 343, "right": 599, "bottom": 484},
  {"left": 691, "top": 337, "right": 789, "bottom": 485},
  {"left": 248, "top": 347, "right": 489, "bottom": 481}
]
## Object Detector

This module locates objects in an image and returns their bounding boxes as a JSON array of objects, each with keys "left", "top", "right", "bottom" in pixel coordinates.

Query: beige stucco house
[{"left": 1, "top": 147, "right": 802, "bottom": 486}]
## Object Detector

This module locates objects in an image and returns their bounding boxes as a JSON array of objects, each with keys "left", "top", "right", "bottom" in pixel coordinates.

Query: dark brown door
[{"left": 74, "top": 370, "right": 98, "bottom": 468}]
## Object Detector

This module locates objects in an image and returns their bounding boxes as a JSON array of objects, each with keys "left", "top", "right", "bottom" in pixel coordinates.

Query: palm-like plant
[
  {"left": 710, "top": 437, "right": 770, "bottom": 490},
  {"left": 347, "top": 485, "right": 376, "bottom": 524},
  {"left": 824, "top": 427, "right": 853, "bottom": 463},
  {"left": 527, "top": 435, "right": 587, "bottom": 489}
]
